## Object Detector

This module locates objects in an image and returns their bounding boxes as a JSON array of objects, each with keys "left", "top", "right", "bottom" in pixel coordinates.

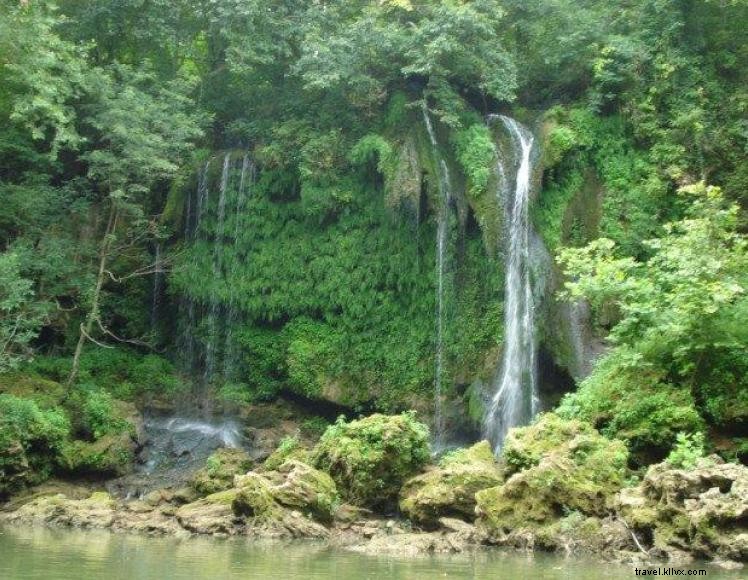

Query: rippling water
[{"left": 0, "top": 526, "right": 741, "bottom": 580}]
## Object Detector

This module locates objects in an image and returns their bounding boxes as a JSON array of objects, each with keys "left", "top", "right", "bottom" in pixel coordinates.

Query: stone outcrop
[
  {"left": 617, "top": 456, "right": 748, "bottom": 564},
  {"left": 399, "top": 441, "right": 502, "bottom": 528}
]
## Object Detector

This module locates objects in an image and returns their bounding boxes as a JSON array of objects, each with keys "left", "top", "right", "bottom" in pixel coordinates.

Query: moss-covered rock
[
  {"left": 617, "top": 456, "right": 748, "bottom": 562},
  {"left": 476, "top": 414, "right": 629, "bottom": 534},
  {"left": 190, "top": 448, "right": 253, "bottom": 496},
  {"left": 399, "top": 441, "right": 502, "bottom": 528},
  {"left": 262, "top": 436, "right": 310, "bottom": 471},
  {"left": 269, "top": 460, "right": 338, "bottom": 522},
  {"left": 231, "top": 473, "right": 277, "bottom": 518},
  {"left": 312, "top": 412, "right": 430, "bottom": 509},
  {"left": 175, "top": 489, "right": 238, "bottom": 534},
  {"left": 58, "top": 431, "right": 136, "bottom": 477}
]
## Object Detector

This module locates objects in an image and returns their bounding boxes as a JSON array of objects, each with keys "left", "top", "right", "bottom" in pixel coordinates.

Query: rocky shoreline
[{"left": 2, "top": 411, "right": 746, "bottom": 570}]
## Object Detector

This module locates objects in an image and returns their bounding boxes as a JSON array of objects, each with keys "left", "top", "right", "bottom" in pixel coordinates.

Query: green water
[{"left": 0, "top": 526, "right": 741, "bottom": 579}]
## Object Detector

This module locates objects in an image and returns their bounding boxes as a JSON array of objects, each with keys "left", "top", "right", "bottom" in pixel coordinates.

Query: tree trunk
[{"left": 67, "top": 201, "right": 119, "bottom": 387}]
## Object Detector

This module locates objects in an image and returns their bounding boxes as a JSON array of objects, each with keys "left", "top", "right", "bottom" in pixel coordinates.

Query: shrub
[
  {"left": 666, "top": 432, "right": 706, "bottom": 470},
  {"left": 0, "top": 394, "right": 70, "bottom": 496}
]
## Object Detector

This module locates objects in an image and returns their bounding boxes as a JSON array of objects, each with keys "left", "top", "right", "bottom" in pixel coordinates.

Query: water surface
[{"left": 1, "top": 526, "right": 742, "bottom": 580}]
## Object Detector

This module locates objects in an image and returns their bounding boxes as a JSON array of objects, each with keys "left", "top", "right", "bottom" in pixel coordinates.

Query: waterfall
[
  {"left": 179, "top": 161, "right": 211, "bottom": 373},
  {"left": 422, "top": 104, "right": 452, "bottom": 449},
  {"left": 223, "top": 154, "right": 254, "bottom": 379},
  {"left": 150, "top": 243, "right": 163, "bottom": 330},
  {"left": 484, "top": 115, "right": 540, "bottom": 452},
  {"left": 204, "top": 153, "right": 231, "bottom": 383}
]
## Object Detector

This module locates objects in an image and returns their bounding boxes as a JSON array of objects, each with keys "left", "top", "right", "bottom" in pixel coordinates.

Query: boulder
[
  {"left": 312, "top": 412, "right": 430, "bottom": 509},
  {"left": 175, "top": 490, "right": 238, "bottom": 535},
  {"left": 617, "top": 456, "right": 748, "bottom": 562},
  {"left": 399, "top": 441, "right": 502, "bottom": 528},
  {"left": 476, "top": 414, "right": 629, "bottom": 533},
  {"left": 269, "top": 460, "right": 338, "bottom": 522},
  {"left": 189, "top": 448, "right": 253, "bottom": 496}
]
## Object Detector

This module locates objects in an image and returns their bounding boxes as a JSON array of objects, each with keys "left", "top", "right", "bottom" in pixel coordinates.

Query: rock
[
  {"left": 399, "top": 441, "right": 502, "bottom": 528},
  {"left": 269, "top": 460, "right": 338, "bottom": 522},
  {"left": 175, "top": 490, "right": 238, "bottom": 535},
  {"left": 4, "top": 491, "right": 117, "bottom": 529},
  {"left": 617, "top": 457, "right": 748, "bottom": 562},
  {"left": 231, "top": 473, "right": 277, "bottom": 518},
  {"left": 476, "top": 414, "right": 629, "bottom": 533},
  {"left": 312, "top": 412, "right": 430, "bottom": 509},
  {"left": 262, "top": 437, "right": 310, "bottom": 471},
  {"left": 189, "top": 448, "right": 253, "bottom": 496}
]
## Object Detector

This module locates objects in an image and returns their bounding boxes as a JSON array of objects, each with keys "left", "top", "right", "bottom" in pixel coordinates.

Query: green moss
[
  {"left": 400, "top": 441, "right": 502, "bottom": 527},
  {"left": 190, "top": 448, "right": 253, "bottom": 496},
  {"left": 476, "top": 414, "right": 629, "bottom": 533},
  {"left": 557, "top": 351, "right": 706, "bottom": 465},
  {"left": 263, "top": 436, "right": 310, "bottom": 472},
  {"left": 271, "top": 460, "right": 339, "bottom": 523},
  {"left": 312, "top": 412, "right": 430, "bottom": 509}
]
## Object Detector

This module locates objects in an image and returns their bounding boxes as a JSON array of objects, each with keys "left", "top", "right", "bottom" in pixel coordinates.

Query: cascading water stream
[
  {"left": 204, "top": 154, "right": 231, "bottom": 382},
  {"left": 223, "top": 154, "right": 254, "bottom": 379},
  {"left": 484, "top": 115, "right": 540, "bottom": 452},
  {"left": 150, "top": 242, "right": 162, "bottom": 330},
  {"left": 422, "top": 104, "right": 452, "bottom": 450}
]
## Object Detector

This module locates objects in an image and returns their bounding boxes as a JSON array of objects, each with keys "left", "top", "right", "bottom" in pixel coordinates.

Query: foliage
[
  {"left": 666, "top": 432, "right": 706, "bottom": 470},
  {"left": 312, "top": 412, "right": 430, "bottom": 508},
  {"left": 0, "top": 394, "right": 70, "bottom": 496},
  {"left": 0, "top": 252, "right": 47, "bottom": 371},
  {"left": 558, "top": 185, "right": 746, "bottom": 451}
]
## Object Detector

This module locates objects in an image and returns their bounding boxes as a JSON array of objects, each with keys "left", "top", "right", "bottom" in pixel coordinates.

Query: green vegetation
[
  {"left": 0, "top": 0, "right": 746, "bottom": 524},
  {"left": 312, "top": 412, "right": 430, "bottom": 509}
]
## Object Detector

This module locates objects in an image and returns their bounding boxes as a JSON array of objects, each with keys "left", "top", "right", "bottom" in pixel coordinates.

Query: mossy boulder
[
  {"left": 176, "top": 489, "right": 239, "bottom": 534},
  {"left": 617, "top": 456, "right": 748, "bottom": 561},
  {"left": 58, "top": 432, "right": 136, "bottom": 477},
  {"left": 190, "top": 448, "right": 253, "bottom": 496},
  {"left": 399, "top": 441, "right": 502, "bottom": 528},
  {"left": 262, "top": 436, "right": 310, "bottom": 471},
  {"left": 476, "top": 413, "right": 629, "bottom": 533},
  {"left": 231, "top": 473, "right": 277, "bottom": 518},
  {"left": 312, "top": 412, "right": 430, "bottom": 509},
  {"left": 269, "top": 460, "right": 338, "bottom": 522}
]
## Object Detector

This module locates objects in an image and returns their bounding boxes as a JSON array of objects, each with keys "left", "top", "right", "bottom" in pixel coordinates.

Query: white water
[
  {"left": 484, "top": 116, "right": 540, "bottom": 452},
  {"left": 223, "top": 154, "right": 254, "bottom": 379},
  {"left": 422, "top": 104, "right": 452, "bottom": 450},
  {"left": 150, "top": 242, "right": 162, "bottom": 330},
  {"left": 204, "top": 154, "right": 232, "bottom": 382}
]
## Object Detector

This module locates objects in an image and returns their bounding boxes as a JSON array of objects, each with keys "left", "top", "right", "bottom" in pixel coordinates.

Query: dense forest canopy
[{"left": 0, "top": 0, "right": 746, "bottom": 482}]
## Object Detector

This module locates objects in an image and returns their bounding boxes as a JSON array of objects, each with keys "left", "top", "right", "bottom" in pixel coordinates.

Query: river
[{"left": 0, "top": 526, "right": 741, "bottom": 579}]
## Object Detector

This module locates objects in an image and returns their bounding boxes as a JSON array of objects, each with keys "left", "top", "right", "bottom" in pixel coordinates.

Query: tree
[
  {"left": 558, "top": 182, "right": 746, "bottom": 380},
  {"left": 66, "top": 66, "right": 204, "bottom": 384}
]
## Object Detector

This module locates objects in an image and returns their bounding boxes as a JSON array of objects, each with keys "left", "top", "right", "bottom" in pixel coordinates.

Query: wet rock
[{"left": 399, "top": 441, "right": 502, "bottom": 528}]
